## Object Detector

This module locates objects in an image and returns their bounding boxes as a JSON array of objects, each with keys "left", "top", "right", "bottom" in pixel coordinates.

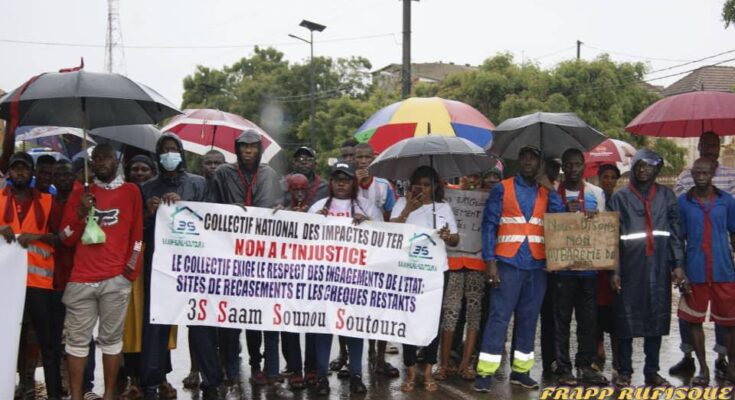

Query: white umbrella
[{"left": 15, "top": 126, "right": 96, "bottom": 144}]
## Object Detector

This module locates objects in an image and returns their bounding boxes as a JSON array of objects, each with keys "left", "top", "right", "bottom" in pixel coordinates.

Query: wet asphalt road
[
  {"left": 83, "top": 294, "right": 719, "bottom": 400},
  {"left": 37, "top": 292, "right": 724, "bottom": 399}
]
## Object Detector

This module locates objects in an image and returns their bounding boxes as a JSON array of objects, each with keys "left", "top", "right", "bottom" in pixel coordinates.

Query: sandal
[
  {"left": 329, "top": 355, "right": 347, "bottom": 371},
  {"left": 376, "top": 362, "right": 400, "bottom": 378},
  {"left": 691, "top": 373, "right": 709, "bottom": 387},
  {"left": 433, "top": 366, "right": 450, "bottom": 381},
  {"left": 289, "top": 375, "right": 305, "bottom": 391},
  {"left": 400, "top": 379, "right": 415, "bottom": 393},
  {"left": 424, "top": 380, "right": 439, "bottom": 392},
  {"left": 160, "top": 381, "right": 177, "bottom": 399},
  {"left": 460, "top": 366, "right": 477, "bottom": 381},
  {"left": 304, "top": 372, "right": 318, "bottom": 388}
]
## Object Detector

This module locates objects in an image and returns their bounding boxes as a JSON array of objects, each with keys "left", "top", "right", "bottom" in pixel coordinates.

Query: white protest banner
[
  {"left": 150, "top": 202, "right": 447, "bottom": 346},
  {"left": 0, "top": 242, "right": 27, "bottom": 400},
  {"left": 443, "top": 188, "right": 488, "bottom": 258}
]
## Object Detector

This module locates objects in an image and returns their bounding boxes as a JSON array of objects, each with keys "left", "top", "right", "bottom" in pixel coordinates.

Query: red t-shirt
[{"left": 60, "top": 182, "right": 143, "bottom": 283}]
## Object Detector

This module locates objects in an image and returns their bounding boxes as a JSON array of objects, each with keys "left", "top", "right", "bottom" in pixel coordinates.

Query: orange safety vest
[
  {"left": 495, "top": 177, "right": 548, "bottom": 260},
  {"left": 0, "top": 190, "right": 55, "bottom": 289}
]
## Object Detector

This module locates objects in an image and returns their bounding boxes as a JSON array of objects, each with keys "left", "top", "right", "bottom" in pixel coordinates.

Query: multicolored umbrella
[
  {"left": 354, "top": 97, "right": 494, "bottom": 154},
  {"left": 626, "top": 91, "right": 735, "bottom": 137},
  {"left": 161, "top": 108, "right": 281, "bottom": 163}
]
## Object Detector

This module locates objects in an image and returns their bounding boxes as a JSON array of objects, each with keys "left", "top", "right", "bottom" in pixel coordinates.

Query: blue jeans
[
  {"left": 679, "top": 318, "right": 727, "bottom": 355},
  {"left": 262, "top": 331, "right": 280, "bottom": 379},
  {"left": 478, "top": 263, "right": 547, "bottom": 375},
  {"left": 304, "top": 333, "right": 318, "bottom": 373},
  {"left": 314, "top": 334, "right": 363, "bottom": 377},
  {"left": 281, "top": 332, "right": 303, "bottom": 375},
  {"left": 619, "top": 336, "right": 661, "bottom": 377},
  {"left": 219, "top": 328, "right": 244, "bottom": 380},
  {"left": 245, "top": 330, "right": 280, "bottom": 378},
  {"left": 139, "top": 323, "right": 171, "bottom": 388},
  {"left": 189, "top": 326, "right": 224, "bottom": 389}
]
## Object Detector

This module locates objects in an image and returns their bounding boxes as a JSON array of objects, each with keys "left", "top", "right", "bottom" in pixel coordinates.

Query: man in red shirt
[{"left": 59, "top": 144, "right": 143, "bottom": 400}]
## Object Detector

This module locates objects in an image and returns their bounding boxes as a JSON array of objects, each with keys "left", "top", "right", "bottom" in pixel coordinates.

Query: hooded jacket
[
  {"left": 141, "top": 132, "right": 208, "bottom": 205},
  {"left": 141, "top": 133, "right": 208, "bottom": 270},
  {"left": 211, "top": 130, "right": 283, "bottom": 207},
  {"left": 608, "top": 148, "right": 684, "bottom": 338}
]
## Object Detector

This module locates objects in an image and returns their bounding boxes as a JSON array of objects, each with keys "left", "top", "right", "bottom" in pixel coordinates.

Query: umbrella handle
[
  {"left": 82, "top": 98, "right": 89, "bottom": 189},
  {"left": 430, "top": 155, "right": 436, "bottom": 229},
  {"left": 211, "top": 125, "right": 217, "bottom": 150}
]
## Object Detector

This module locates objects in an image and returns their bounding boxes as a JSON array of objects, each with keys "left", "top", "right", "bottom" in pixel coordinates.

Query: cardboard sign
[
  {"left": 443, "top": 188, "right": 488, "bottom": 256},
  {"left": 544, "top": 212, "right": 619, "bottom": 271}
]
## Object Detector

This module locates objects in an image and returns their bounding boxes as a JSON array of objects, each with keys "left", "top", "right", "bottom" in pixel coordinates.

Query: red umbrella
[
  {"left": 626, "top": 91, "right": 735, "bottom": 137},
  {"left": 583, "top": 139, "right": 636, "bottom": 178},
  {"left": 160, "top": 108, "right": 281, "bottom": 163}
]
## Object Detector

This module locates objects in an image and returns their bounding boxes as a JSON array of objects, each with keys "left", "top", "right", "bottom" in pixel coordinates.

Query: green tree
[
  {"left": 296, "top": 88, "right": 400, "bottom": 175},
  {"left": 181, "top": 47, "right": 372, "bottom": 155},
  {"left": 427, "top": 53, "right": 686, "bottom": 172},
  {"left": 724, "top": 0, "right": 735, "bottom": 27},
  {"left": 652, "top": 138, "right": 687, "bottom": 174}
]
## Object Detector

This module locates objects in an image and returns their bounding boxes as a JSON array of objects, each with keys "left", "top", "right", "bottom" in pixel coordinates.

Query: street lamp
[{"left": 289, "top": 19, "right": 326, "bottom": 149}]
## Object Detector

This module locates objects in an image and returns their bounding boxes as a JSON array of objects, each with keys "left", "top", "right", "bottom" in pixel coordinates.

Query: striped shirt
[{"left": 674, "top": 166, "right": 735, "bottom": 196}]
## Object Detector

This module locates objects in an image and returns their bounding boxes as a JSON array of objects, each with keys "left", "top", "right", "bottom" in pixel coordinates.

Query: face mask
[{"left": 160, "top": 152, "right": 182, "bottom": 171}]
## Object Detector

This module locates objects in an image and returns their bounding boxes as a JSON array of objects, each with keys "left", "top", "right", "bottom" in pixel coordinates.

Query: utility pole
[
  {"left": 104, "top": 0, "right": 126, "bottom": 74},
  {"left": 401, "top": 0, "right": 415, "bottom": 98},
  {"left": 576, "top": 40, "right": 582, "bottom": 61}
]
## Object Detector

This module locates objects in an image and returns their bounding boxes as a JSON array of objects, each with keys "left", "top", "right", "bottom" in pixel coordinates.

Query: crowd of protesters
[{"left": 2, "top": 127, "right": 735, "bottom": 400}]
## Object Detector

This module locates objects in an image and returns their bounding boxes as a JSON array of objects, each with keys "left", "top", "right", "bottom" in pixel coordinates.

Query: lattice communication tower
[{"left": 104, "top": 0, "right": 126, "bottom": 74}]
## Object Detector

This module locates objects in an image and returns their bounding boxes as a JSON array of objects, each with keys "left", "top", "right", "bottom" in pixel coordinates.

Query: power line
[
  {"left": 574, "top": 56, "right": 735, "bottom": 94},
  {"left": 643, "top": 48, "right": 735, "bottom": 76},
  {"left": 0, "top": 32, "right": 399, "bottom": 50},
  {"left": 644, "top": 57, "right": 735, "bottom": 83},
  {"left": 530, "top": 45, "right": 576, "bottom": 61},
  {"left": 584, "top": 44, "right": 694, "bottom": 63}
]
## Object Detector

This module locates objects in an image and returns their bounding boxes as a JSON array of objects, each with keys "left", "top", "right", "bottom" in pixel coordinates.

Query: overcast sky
[{"left": 1, "top": 0, "right": 733, "bottom": 108}]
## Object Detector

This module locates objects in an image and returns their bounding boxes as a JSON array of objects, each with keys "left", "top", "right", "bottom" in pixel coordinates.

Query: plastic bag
[{"left": 81, "top": 207, "right": 106, "bottom": 245}]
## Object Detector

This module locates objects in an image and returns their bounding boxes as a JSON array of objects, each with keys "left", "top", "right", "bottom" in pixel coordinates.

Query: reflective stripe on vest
[
  {"left": 27, "top": 243, "right": 52, "bottom": 259},
  {"left": 0, "top": 191, "right": 55, "bottom": 289},
  {"left": 28, "top": 264, "right": 54, "bottom": 278},
  {"left": 620, "top": 230, "right": 671, "bottom": 241},
  {"left": 495, "top": 177, "right": 549, "bottom": 260}
]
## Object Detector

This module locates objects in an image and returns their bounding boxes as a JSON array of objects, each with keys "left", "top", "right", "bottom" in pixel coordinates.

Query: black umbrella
[
  {"left": 0, "top": 71, "right": 179, "bottom": 128},
  {"left": 487, "top": 112, "right": 607, "bottom": 159},
  {"left": 91, "top": 125, "right": 162, "bottom": 153},
  {"left": 369, "top": 135, "right": 494, "bottom": 228},
  {"left": 0, "top": 69, "right": 181, "bottom": 184},
  {"left": 368, "top": 135, "right": 495, "bottom": 180}
]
